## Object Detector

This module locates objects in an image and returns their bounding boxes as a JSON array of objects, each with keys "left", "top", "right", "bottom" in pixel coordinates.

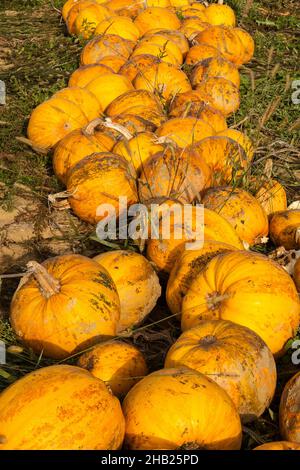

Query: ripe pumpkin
[
  {"left": 205, "top": 3, "right": 236, "bottom": 27},
  {"left": 166, "top": 240, "right": 239, "bottom": 316},
  {"left": 170, "top": 0, "right": 191, "bottom": 6},
  {"left": 10, "top": 254, "right": 120, "bottom": 359},
  {"left": 119, "top": 54, "right": 161, "bottom": 82},
  {"left": 67, "top": 152, "right": 138, "bottom": 224},
  {"left": 195, "top": 26, "right": 244, "bottom": 66},
  {"left": 195, "top": 77, "right": 240, "bottom": 116},
  {"left": 234, "top": 28, "right": 255, "bottom": 64},
  {"left": 254, "top": 441, "right": 300, "bottom": 451},
  {"left": 280, "top": 371, "right": 300, "bottom": 443},
  {"left": 269, "top": 210, "right": 300, "bottom": 250},
  {"left": 146, "top": 203, "right": 243, "bottom": 273},
  {"left": 105, "top": 0, "right": 144, "bottom": 18},
  {"left": 202, "top": 186, "right": 269, "bottom": 245},
  {"left": 138, "top": 147, "right": 211, "bottom": 203},
  {"left": 145, "top": 29, "right": 189, "bottom": 56},
  {"left": 255, "top": 179, "right": 287, "bottom": 216},
  {"left": 73, "top": 4, "right": 111, "bottom": 38},
  {"left": 68, "top": 64, "right": 114, "bottom": 88},
  {"left": 293, "top": 258, "right": 300, "bottom": 292},
  {"left": 0, "top": 364, "right": 125, "bottom": 450},
  {"left": 180, "top": 20, "right": 211, "bottom": 41},
  {"left": 181, "top": 250, "right": 300, "bottom": 356},
  {"left": 62, "top": 0, "right": 81, "bottom": 21},
  {"left": 216, "top": 128, "right": 253, "bottom": 162},
  {"left": 122, "top": 367, "right": 242, "bottom": 450},
  {"left": 113, "top": 131, "right": 164, "bottom": 173},
  {"left": 134, "top": 62, "right": 192, "bottom": 100},
  {"left": 191, "top": 56, "right": 240, "bottom": 89},
  {"left": 106, "top": 89, "right": 163, "bottom": 117},
  {"left": 86, "top": 73, "right": 134, "bottom": 110},
  {"left": 94, "top": 250, "right": 161, "bottom": 331},
  {"left": 181, "top": 2, "right": 205, "bottom": 12},
  {"left": 94, "top": 15, "right": 141, "bottom": 41},
  {"left": 180, "top": 8, "right": 207, "bottom": 21},
  {"left": 131, "top": 43, "right": 180, "bottom": 66},
  {"left": 66, "top": 0, "right": 100, "bottom": 34},
  {"left": 146, "top": 0, "right": 171, "bottom": 7},
  {"left": 80, "top": 34, "right": 134, "bottom": 66},
  {"left": 136, "top": 34, "right": 183, "bottom": 65},
  {"left": 134, "top": 7, "right": 181, "bottom": 35},
  {"left": 112, "top": 110, "right": 165, "bottom": 134},
  {"left": 185, "top": 43, "right": 221, "bottom": 65},
  {"left": 156, "top": 117, "right": 215, "bottom": 147},
  {"left": 53, "top": 86, "right": 103, "bottom": 122},
  {"left": 53, "top": 128, "right": 115, "bottom": 184},
  {"left": 165, "top": 320, "right": 276, "bottom": 422},
  {"left": 77, "top": 341, "right": 148, "bottom": 398},
  {"left": 96, "top": 55, "right": 128, "bottom": 72}
]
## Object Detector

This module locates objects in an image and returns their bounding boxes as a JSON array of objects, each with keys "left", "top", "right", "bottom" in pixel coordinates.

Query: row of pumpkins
[{"left": 1, "top": 0, "right": 300, "bottom": 451}]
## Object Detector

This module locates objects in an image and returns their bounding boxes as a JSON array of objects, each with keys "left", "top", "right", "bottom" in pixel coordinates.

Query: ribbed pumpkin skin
[
  {"left": 10, "top": 254, "right": 121, "bottom": 359},
  {"left": 202, "top": 187, "right": 269, "bottom": 245},
  {"left": 165, "top": 320, "right": 276, "bottom": 422},
  {"left": 67, "top": 153, "right": 138, "bottom": 224},
  {"left": 119, "top": 54, "right": 160, "bottom": 82},
  {"left": 195, "top": 77, "right": 240, "bottom": 116},
  {"left": 205, "top": 4, "right": 236, "bottom": 27},
  {"left": 255, "top": 179, "right": 287, "bottom": 216},
  {"left": 181, "top": 251, "right": 300, "bottom": 356},
  {"left": 156, "top": 117, "right": 215, "bottom": 147},
  {"left": 254, "top": 441, "right": 300, "bottom": 450},
  {"left": 280, "top": 372, "right": 300, "bottom": 444},
  {"left": 53, "top": 129, "right": 115, "bottom": 184},
  {"left": 166, "top": 240, "right": 239, "bottom": 316},
  {"left": 80, "top": 34, "right": 134, "bottom": 66},
  {"left": 132, "top": 36, "right": 183, "bottom": 66},
  {"left": 146, "top": 204, "right": 243, "bottom": 273},
  {"left": 180, "top": 20, "right": 211, "bottom": 41},
  {"left": 195, "top": 26, "right": 244, "bottom": 66},
  {"left": 68, "top": 64, "right": 114, "bottom": 88},
  {"left": 191, "top": 56, "right": 240, "bottom": 89},
  {"left": 122, "top": 367, "right": 242, "bottom": 450},
  {"left": 0, "top": 365, "right": 125, "bottom": 450},
  {"left": 53, "top": 87, "right": 103, "bottom": 122},
  {"left": 147, "top": 29, "right": 189, "bottom": 56},
  {"left": 269, "top": 210, "right": 300, "bottom": 250},
  {"left": 106, "top": 89, "right": 163, "bottom": 117},
  {"left": 94, "top": 250, "right": 161, "bottom": 332},
  {"left": 78, "top": 341, "right": 148, "bottom": 398},
  {"left": 134, "top": 7, "right": 181, "bottom": 35}
]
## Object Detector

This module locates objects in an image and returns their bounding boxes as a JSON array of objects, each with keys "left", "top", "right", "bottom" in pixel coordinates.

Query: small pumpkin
[
  {"left": 280, "top": 372, "right": 300, "bottom": 443},
  {"left": 68, "top": 64, "right": 114, "bottom": 88},
  {"left": 181, "top": 250, "right": 300, "bottom": 356},
  {"left": 184, "top": 43, "right": 221, "bottom": 66},
  {"left": 86, "top": 73, "right": 134, "bottom": 110},
  {"left": 195, "top": 77, "right": 240, "bottom": 116},
  {"left": 202, "top": 186, "right": 269, "bottom": 245},
  {"left": 191, "top": 56, "right": 240, "bottom": 89},
  {"left": 94, "top": 250, "right": 161, "bottom": 332},
  {"left": 67, "top": 152, "right": 138, "bottom": 224},
  {"left": 94, "top": 15, "right": 141, "bottom": 41},
  {"left": 194, "top": 26, "right": 244, "bottom": 66},
  {"left": 255, "top": 179, "right": 287, "bottom": 216},
  {"left": 293, "top": 258, "right": 300, "bottom": 292},
  {"left": 205, "top": 3, "right": 236, "bottom": 27},
  {"left": 105, "top": 89, "right": 163, "bottom": 117},
  {"left": 73, "top": 4, "right": 111, "bottom": 38},
  {"left": 80, "top": 34, "right": 134, "bottom": 66},
  {"left": 119, "top": 54, "right": 161, "bottom": 82},
  {"left": 10, "top": 254, "right": 121, "bottom": 359},
  {"left": 165, "top": 320, "right": 276, "bottom": 422},
  {"left": 269, "top": 210, "right": 300, "bottom": 250},
  {"left": 134, "top": 7, "right": 181, "bottom": 35},
  {"left": 156, "top": 117, "right": 215, "bottom": 147},
  {"left": 122, "top": 367, "right": 242, "bottom": 450},
  {"left": 78, "top": 341, "right": 148, "bottom": 398},
  {"left": 0, "top": 364, "right": 125, "bottom": 450},
  {"left": 254, "top": 441, "right": 300, "bottom": 451},
  {"left": 216, "top": 128, "right": 253, "bottom": 162}
]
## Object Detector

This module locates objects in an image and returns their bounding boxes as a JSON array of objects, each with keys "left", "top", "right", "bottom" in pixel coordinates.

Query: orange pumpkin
[
  {"left": 94, "top": 15, "right": 141, "bottom": 41},
  {"left": 185, "top": 43, "right": 221, "bottom": 66},
  {"left": 216, "top": 128, "right": 254, "bottom": 162},
  {"left": 66, "top": 1, "right": 100, "bottom": 34},
  {"left": 62, "top": 0, "right": 81, "bottom": 21},
  {"left": 134, "top": 7, "right": 181, "bottom": 35},
  {"left": 78, "top": 341, "right": 148, "bottom": 398},
  {"left": 205, "top": 3, "right": 236, "bottom": 27},
  {"left": 80, "top": 34, "right": 134, "bottom": 66},
  {"left": 195, "top": 77, "right": 240, "bottom": 116},
  {"left": 0, "top": 365, "right": 125, "bottom": 450},
  {"left": 73, "top": 4, "right": 111, "bottom": 38},
  {"left": 191, "top": 56, "right": 240, "bottom": 89},
  {"left": 94, "top": 250, "right": 161, "bottom": 331},
  {"left": 105, "top": 0, "right": 144, "bottom": 18},
  {"left": 180, "top": 7, "right": 208, "bottom": 21},
  {"left": 269, "top": 210, "right": 300, "bottom": 249},
  {"left": 202, "top": 186, "right": 269, "bottom": 245},
  {"left": 234, "top": 28, "right": 255, "bottom": 64},
  {"left": 68, "top": 64, "right": 114, "bottom": 88},
  {"left": 86, "top": 73, "right": 134, "bottom": 110},
  {"left": 105, "top": 89, "right": 163, "bottom": 117},
  {"left": 123, "top": 367, "right": 242, "bottom": 450},
  {"left": 145, "top": 29, "right": 189, "bottom": 56},
  {"left": 10, "top": 254, "right": 120, "bottom": 359},
  {"left": 67, "top": 152, "right": 137, "bottom": 224},
  {"left": 166, "top": 240, "right": 239, "bottom": 316},
  {"left": 112, "top": 110, "right": 165, "bottom": 134},
  {"left": 53, "top": 86, "right": 103, "bottom": 122},
  {"left": 156, "top": 117, "right": 215, "bottom": 147},
  {"left": 280, "top": 372, "right": 300, "bottom": 443},
  {"left": 134, "top": 34, "right": 183, "bottom": 65},
  {"left": 165, "top": 320, "right": 276, "bottom": 422},
  {"left": 255, "top": 179, "right": 287, "bottom": 216},
  {"left": 254, "top": 441, "right": 300, "bottom": 450},
  {"left": 195, "top": 26, "right": 244, "bottom": 66},
  {"left": 294, "top": 258, "right": 300, "bottom": 292},
  {"left": 119, "top": 54, "right": 161, "bottom": 82},
  {"left": 96, "top": 55, "right": 128, "bottom": 72},
  {"left": 179, "top": 20, "right": 211, "bottom": 41},
  {"left": 181, "top": 250, "right": 300, "bottom": 356}
]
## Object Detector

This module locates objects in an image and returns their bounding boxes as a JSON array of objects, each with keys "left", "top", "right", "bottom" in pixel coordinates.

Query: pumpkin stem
[
  {"left": 27, "top": 261, "right": 61, "bottom": 299},
  {"left": 83, "top": 118, "right": 133, "bottom": 140},
  {"left": 218, "top": 0, "right": 224, "bottom": 4},
  {"left": 206, "top": 291, "right": 230, "bottom": 310}
]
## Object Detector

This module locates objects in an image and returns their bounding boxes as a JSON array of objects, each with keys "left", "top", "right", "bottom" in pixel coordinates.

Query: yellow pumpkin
[
  {"left": 136, "top": 34, "right": 183, "bottom": 65},
  {"left": 205, "top": 3, "right": 236, "bottom": 27},
  {"left": 191, "top": 56, "right": 240, "bottom": 89},
  {"left": 0, "top": 365, "right": 125, "bottom": 450},
  {"left": 53, "top": 86, "right": 103, "bottom": 122},
  {"left": 156, "top": 117, "right": 215, "bottom": 147},
  {"left": 123, "top": 367, "right": 242, "bottom": 450},
  {"left": 119, "top": 54, "right": 161, "bottom": 82},
  {"left": 181, "top": 2, "right": 205, "bottom": 12},
  {"left": 113, "top": 131, "right": 164, "bottom": 173},
  {"left": 254, "top": 441, "right": 300, "bottom": 451},
  {"left": 53, "top": 128, "right": 115, "bottom": 184},
  {"left": 86, "top": 73, "right": 134, "bottom": 110},
  {"left": 134, "top": 62, "right": 192, "bottom": 100},
  {"left": 94, "top": 250, "right": 161, "bottom": 331},
  {"left": 202, "top": 186, "right": 269, "bottom": 245},
  {"left": 145, "top": 29, "right": 189, "bottom": 56},
  {"left": 165, "top": 320, "right": 276, "bottom": 422},
  {"left": 73, "top": 4, "right": 111, "bottom": 38},
  {"left": 269, "top": 210, "right": 300, "bottom": 250},
  {"left": 106, "top": 89, "right": 163, "bottom": 117},
  {"left": 255, "top": 179, "right": 287, "bottom": 216},
  {"left": 166, "top": 240, "right": 239, "bottom": 316},
  {"left": 80, "top": 34, "right": 134, "bottom": 66},
  {"left": 180, "top": 8, "right": 208, "bottom": 21},
  {"left": 195, "top": 26, "right": 244, "bottom": 66},
  {"left": 145, "top": 0, "right": 171, "bottom": 7},
  {"left": 78, "top": 341, "right": 148, "bottom": 398},
  {"left": 170, "top": 0, "right": 190, "bottom": 6},
  {"left": 195, "top": 77, "right": 240, "bottom": 116},
  {"left": 96, "top": 55, "right": 128, "bottom": 72},
  {"left": 105, "top": 0, "right": 144, "bottom": 18},
  {"left": 280, "top": 371, "right": 300, "bottom": 443},
  {"left": 181, "top": 250, "right": 300, "bottom": 356},
  {"left": 138, "top": 147, "right": 211, "bottom": 203},
  {"left": 94, "top": 15, "right": 141, "bottom": 41},
  {"left": 184, "top": 43, "right": 221, "bottom": 65},
  {"left": 180, "top": 20, "right": 211, "bottom": 41},
  {"left": 216, "top": 128, "right": 253, "bottom": 161},
  {"left": 234, "top": 27, "right": 255, "bottom": 64},
  {"left": 134, "top": 7, "right": 181, "bottom": 35},
  {"left": 68, "top": 64, "right": 114, "bottom": 87},
  {"left": 131, "top": 43, "right": 180, "bottom": 66},
  {"left": 66, "top": 0, "right": 99, "bottom": 34},
  {"left": 10, "top": 254, "right": 120, "bottom": 359},
  {"left": 63, "top": 0, "right": 107, "bottom": 21},
  {"left": 112, "top": 109, "right": 165, "bottom": 134}
]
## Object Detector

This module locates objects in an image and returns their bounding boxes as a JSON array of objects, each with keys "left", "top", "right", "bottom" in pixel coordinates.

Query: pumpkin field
[{"left": 0, "top": 0, "right": 299, "bottom": 451}]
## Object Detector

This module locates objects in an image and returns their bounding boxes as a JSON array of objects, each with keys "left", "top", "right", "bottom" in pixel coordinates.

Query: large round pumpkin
[
  {"left": 216, "top": 128, "right": 254, "bottom": 162},
  {"left": 134, "top": 7, "right": 181, "bottom": 35},
  {"left": 166, "top": 240, "right": 239, "bottom": 316},
  {"left": 66, "top": 0, "right": 102, "bottom": 34},
  {"left": 122, "top": 367, "right": 242, "bottom": 450},
  {"left": 105, "top": 89, "right": 163, "bottom": 117},
  {"left": 180, "top": 19, "right": 211, "bottom": 41},
  {"left": 119, "top": 54, "right": 161, "bottom": 82},
  {"left": 68, "top": 64, "right": 114, "bottom": 88},
  {"left": 77, "top": 341, "right": 148, "bottom": 398},
  {"left": 280, "top": 372, "right": 300, "bottom": 443},
  {"left": 269, "top": 210, "right": 300, "bottom": 250},
  {"left": 254, "top": 441, "right": 300, "bottom": 450},
  {"left": 205, "top": 3, "right": 236, "bottom": 27},
  {"left": 195, "top": 77, "right": 240, "bottom": 116},
  {"left": 202, "top": 186, "right": 269, "bottom": 245},
  {"left": 10, "top": 254, "right": 120, "bottom": 359},
  {"left": 67, "top": 152, "right": 138, "bottom": 224},
  {"left": 94, "top": 15, "right": 140, "bottom": 41},
  {"left": 181, "top": 250, "right": 300, "bottom": 356},
  {"left": 86, "top": 74, "right": 134, "bottom": 111},
  {"left": 145, "top": 29, "right": 189, "bottom": 56},
  {"left": 194, "top": 26, "right": 244, "bottom": 66},
  {"left": 0, "top": 365, "right": 125, "bottom": 450},
  {"left": 132, "top": 35, "right": 183, "bottom": 66},
  {"left": 191, "top": 56, "right": 240, "bottom": 89},
  {"left": 73, "top": 4, "right": 111, "bottom": 38},
  {"left": 80, "top": 34, "right": 134, "bottom": 66},
  {"left": 234, "top": 28, "right": 255, "bottom": 64},
  {"left": 53, "top": 86, "right": 103, "bottom": 122},
  {"left": 185, "top": 43, "right": 221, "bottom": 66},
  {"left": 255, "top": 179, "right": 287, "bottom": 216},
  {"left": 156, "top": 117, "right": 215, "bottom": 147},
  {"left": 165, "top": 320, "right": 276, "bottom": 422},
  {"left": 94, "top": 250, "right": 161, "bottom": 331}
]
